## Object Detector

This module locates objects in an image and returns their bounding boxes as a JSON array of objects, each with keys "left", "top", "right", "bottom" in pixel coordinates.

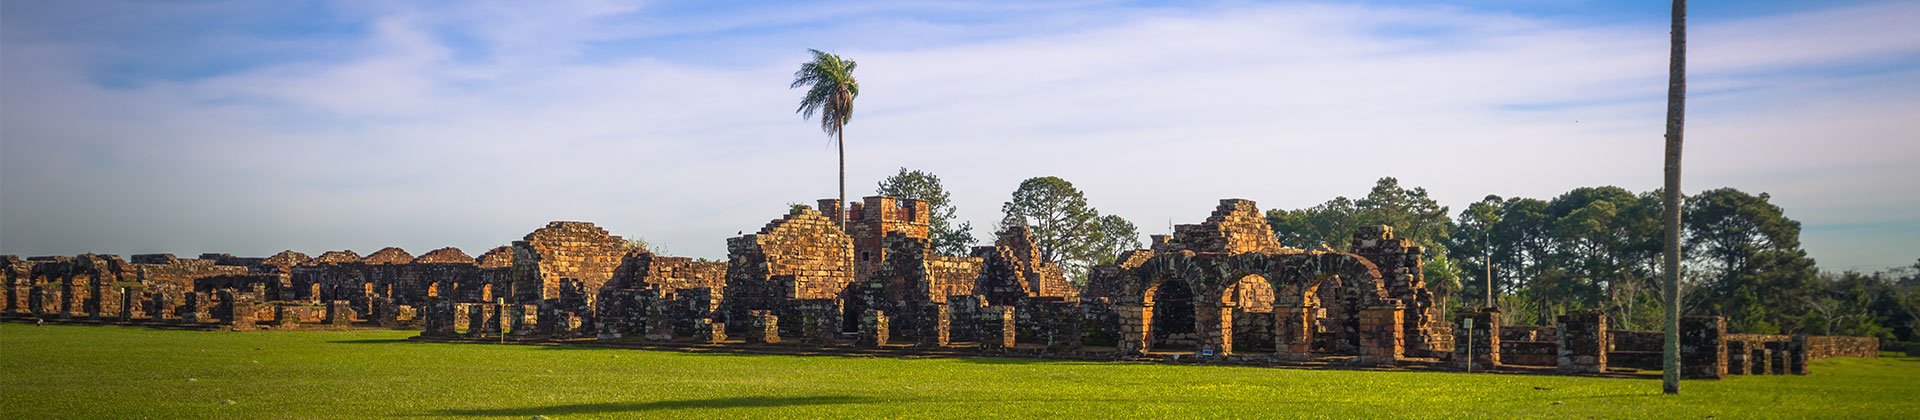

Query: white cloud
[{"left": 2, "top": 1, "right": 1916, "bottom": 270}]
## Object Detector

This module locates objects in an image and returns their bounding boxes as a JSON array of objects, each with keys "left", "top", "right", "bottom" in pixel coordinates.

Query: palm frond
[{"left": 790, "top": 48, "right": 859, "bottom": 137}]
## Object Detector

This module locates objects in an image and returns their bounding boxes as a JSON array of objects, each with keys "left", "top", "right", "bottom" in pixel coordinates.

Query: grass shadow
[
  {"left": 328, "top": 338, "right": 419, "bottom": 345},
  {"left": 428, "top": 395, "right": 879, "bottom": 416}
]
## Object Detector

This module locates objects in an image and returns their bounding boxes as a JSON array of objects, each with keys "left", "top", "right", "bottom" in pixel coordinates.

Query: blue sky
[{"left": 2, "top": 0, "right": 1916, "bottom": 271}]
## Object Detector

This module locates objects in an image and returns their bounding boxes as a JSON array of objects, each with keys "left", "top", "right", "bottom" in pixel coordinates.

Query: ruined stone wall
[
  {"left": 1157, "top": 199, "right": 1290, "bottom": 254},
  {"left": 2, "top": 256, "right": 33, "bottom": 314},
  {"left": 723, "top": 207, "right": 854, "bottom": 324},
  {"left": 838, "top": 196, "right": 930, "bottom": 285},
  {"left": 134, "top": 255, "right": 249, "bottom": 317},
  {"left": 410, "top": 247, "right": 492, "bottom": 304},
  {"left": 511, "top": 221, "right": 628, "bottom": 303},
  {"left": 605, "top": 252, "right": 727, "bottom": 295},
  {"left": 257, "top": 251, "right": 312, "bottom": 275},
  {"left": 1349, "top": 225, "right": 1438, "bottom": 357},
  {"left": 1803, "top": 336, "right": 1879, "bottom": 359},
  {"left": 973, "top": 227, "right": 1076, "bottom": 306},
  {"left": 362, "top": 247, "right": 417, "bottom": 306}
]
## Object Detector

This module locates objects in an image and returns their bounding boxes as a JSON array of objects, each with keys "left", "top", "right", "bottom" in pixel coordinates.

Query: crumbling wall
[
  {"left": 134, "top": 255, "right": 249, "bottom": 318},
  {"left": 839, "top": 196, "right": 930, "bottom": 284},
  {"left": 1804, "top": 336, "right": 1879, "bottom": 359},
  {"left": 2, "top": 256, "right": 33, "bottom": 314},
  {"left": 1349, "top": 225, "right": 1439, "bottom": 357},
  {"left": 511, "top": 221, "right": 629, "bottom": 303},
  {"left": 723, "top": 206, "right": 854, "bottom": 327},
  {"left": 1156, "top": 199, "right": 1290, "bottom": 254},
  {"left": 973, "top": 226, "right": 1075, "bottom": 306}
]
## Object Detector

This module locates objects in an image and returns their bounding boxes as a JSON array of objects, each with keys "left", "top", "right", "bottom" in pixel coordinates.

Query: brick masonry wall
[
  {"left": 512, "top": 221, "right": 629, "bottom": 303},
  {"left": 724, "top": 206, "right": 855, "bottom": 326},
  {"left": 1804, "top": 336, "right": 1879, "bottom": 359}
]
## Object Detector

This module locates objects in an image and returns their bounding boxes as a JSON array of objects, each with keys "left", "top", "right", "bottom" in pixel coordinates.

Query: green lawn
[{"left": 2, "top": 323, "right": 1914, "bottom": 418}]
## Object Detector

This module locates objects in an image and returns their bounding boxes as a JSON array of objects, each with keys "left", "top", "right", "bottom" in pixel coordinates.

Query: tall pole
[
  {"left": 1661, "top": 0, "right": 1688, "bottom": 395},
  {"left": 1485, "top": 224, "right": 1493, "bottom": 308}
]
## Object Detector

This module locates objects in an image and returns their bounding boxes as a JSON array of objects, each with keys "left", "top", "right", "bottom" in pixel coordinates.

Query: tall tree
[
  {"left": 1684, "top": 188, "right": 1819, "bottom": 333},
  {"left": 1000, "top": 176, "right": 1139, "bottom": 282},
  {"left": 790, "top": 49, "right": 860, "bottom": 230},
  {"left": 1265, "top": 177, "right": 1452, "bottom": 253},
  {"left": 876, "top": 168, "right": 977, "bottom": 256},
  {"left": 1450, "top": 195, "right": 1505, "bottom": 308},
  {"left": 1660, "top": 0, "right": 1688, "bottom": 395}
]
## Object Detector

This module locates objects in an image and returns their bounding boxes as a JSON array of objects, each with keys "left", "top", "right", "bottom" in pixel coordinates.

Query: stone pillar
[
  {"left": 642, "top": 293, "right": 674, "bottom": 341},
  {"left": 1727, "top": 340, "right": 1750, "bottom": 375},
  {"left": 324, "top": 300, "right": 355, "bottom": 325},
  {"left": 224, "top": 290, "right": 258, "bottom": 329},
  {"left": 746, "top": 310, "right": 781, "bottom": 344},
  {"left": 480, "top": 304, "right": 505, "bottom": 337},
  {"left": 981, "top": 305, "right": 1017, "bottom": 350},
  {"left": 1680, "top": 316, "right": 1727, "bottom": 379},
  {"left": 1556, "top": 309, "right": 1608, "bottom": 374},
  {"left": 1117, "top": 304, "right": 1151, "bottom": 355},
  {"left": 1789, "top": 335, "right": 1809, "bottom": 375},
  {"left": 118, "top": 291, "right": 135, "bottom": 322},
  {"left": 374, "top": 298, "right": 403, "bottom": 328},
  {"left": 182, "top": 292, "right": 208, "bottom": 324},
  {"left": 1273, "top": 304, "right": 1315, "bottom": 360},
  {"left": 148, "top": 293, "right": 169, "bottom": 322},
  {"left": 1203, "top": 304, "right": 1234, "bottom": 356},
  {"left": 1046, "top": 303, "right": 1082, "bottom": 354},
  {"left": 1453, "top": 307, "right": 1500, "bottom": 370},
  {"left": 1356, "top": 302, "right": 1404, "bottom": 366},
  {"left": 1752, "top": 346, "right": 1773, "bottom": 375},
  {"left": 695, "top": 317, "right": 727, "bottom": 343},
  {"left": 1768, "top": 342, "right": 1789, "bottom": 374},
  {"left": 421, "top": 297, "right": 456, "bottom": 337},
  {"left": 508, "top": 304, "right": 537, "bottom": 338},
  {"left": 272, "top": 305, "right": 299, "bottom": 329},
  {"left": 920, "top": 303, "right": 951, "bottom": 347},
  {"left": 859, "top": 309, "right": 890, "bottom": 348}
]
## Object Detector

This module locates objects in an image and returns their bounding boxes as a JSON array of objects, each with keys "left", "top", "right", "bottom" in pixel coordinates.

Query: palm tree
[
  {"left": 790, "top": 49, "right": 861, "bottom": 231},
  {"left": 1660, "top": 0, "right": 1688, "bottom": 395}
]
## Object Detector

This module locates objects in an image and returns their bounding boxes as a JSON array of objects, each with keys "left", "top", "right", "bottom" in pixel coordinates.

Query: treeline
[
  {"left": 1266, "top": 177, "right": 1919, "bottom": 343},
  {"left": 879, "top": 169, "right": 1917, "bottom": 343}
]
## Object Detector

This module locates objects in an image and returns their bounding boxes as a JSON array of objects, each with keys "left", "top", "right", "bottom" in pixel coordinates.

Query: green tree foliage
[
  {"left": 876, "top": 168, "right": 976, "bottom": 256},
  {"left": 1265, "top": 177, "right": 1453, "bottom": 253},
  {"left": 1683, "top": 188, "right": 1819, "bottom": 333},
  {"left": 1265, "top": 177, "right": 1457, "bottom": 309},
  {"left": 1432, "top": 185, "right": 1920, "bottom": 342},
  {"left": 1000, "top": 176, "right": 1141, "bottom": 283}
]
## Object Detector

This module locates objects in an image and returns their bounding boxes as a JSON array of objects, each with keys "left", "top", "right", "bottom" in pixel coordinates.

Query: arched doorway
[
  {"left": 1148, "top": 279, "right": 1197, "bottom": 351},
  {"left": 1224, "top": 274, "right": 1276, "bottom": 353}
]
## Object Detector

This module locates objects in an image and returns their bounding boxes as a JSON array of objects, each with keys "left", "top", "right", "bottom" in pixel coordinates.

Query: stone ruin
[{"left": 2, "top": 196, "right": 1881, "bottom": 377}]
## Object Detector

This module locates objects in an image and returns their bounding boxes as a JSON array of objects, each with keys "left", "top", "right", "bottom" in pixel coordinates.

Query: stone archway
[
  {"left": 1221, "top": 274, "right": 1276, "bottom": 354},
  {"left": 1148, "top": 279, "right": 1197, "bottom": 350}
]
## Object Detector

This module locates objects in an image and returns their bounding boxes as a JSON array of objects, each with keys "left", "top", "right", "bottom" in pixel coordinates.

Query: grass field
[{"left": 2, "top": 323, "right": 1915, "bottom": 418}]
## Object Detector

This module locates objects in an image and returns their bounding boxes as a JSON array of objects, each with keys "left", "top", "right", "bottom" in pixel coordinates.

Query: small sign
[{"left": 1200, "top": 348, "right": 1215, "bottom": 357}]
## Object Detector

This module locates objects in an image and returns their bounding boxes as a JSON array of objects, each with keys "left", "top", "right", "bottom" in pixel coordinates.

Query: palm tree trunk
[
  {"left": 1661, "top": 0, "right": 1687, "bottom": 395},
  {"left": 837, "top": 121, "right": 847, "bottom": 232}
]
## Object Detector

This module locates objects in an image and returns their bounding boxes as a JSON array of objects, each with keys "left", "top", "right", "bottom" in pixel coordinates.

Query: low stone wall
[{"left": 1804, "top": 336, "right": 1878, "bottom": 359}]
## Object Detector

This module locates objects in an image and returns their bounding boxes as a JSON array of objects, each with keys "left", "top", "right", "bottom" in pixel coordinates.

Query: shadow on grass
[
  {"left": 428, "top": 395, "right": 879, "bottom": 416},
  {"left": 327, "top": 338, "right": 423, "bottom": 345}
]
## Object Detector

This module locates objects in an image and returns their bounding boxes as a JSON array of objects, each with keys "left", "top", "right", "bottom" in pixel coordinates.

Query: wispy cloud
[{"left": 2, "top": 0, "right": 1916, "bottom": 270}]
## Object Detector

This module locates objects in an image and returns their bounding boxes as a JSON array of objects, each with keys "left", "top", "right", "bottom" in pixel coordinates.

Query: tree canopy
[
  {"left": 999, "top": 176, "right": 1140, "bottom": 283},
  {"left": 876, "top": 168, "right": 976, "bottom": 256}
]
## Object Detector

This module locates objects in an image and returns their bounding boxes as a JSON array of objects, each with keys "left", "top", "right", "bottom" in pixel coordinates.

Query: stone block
[
  {"left": 1556, "top": 309, "right": 1608, "bottom": 374},
  {"left": 859, "top": 309, "right": 889, "bottom": 348}
]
